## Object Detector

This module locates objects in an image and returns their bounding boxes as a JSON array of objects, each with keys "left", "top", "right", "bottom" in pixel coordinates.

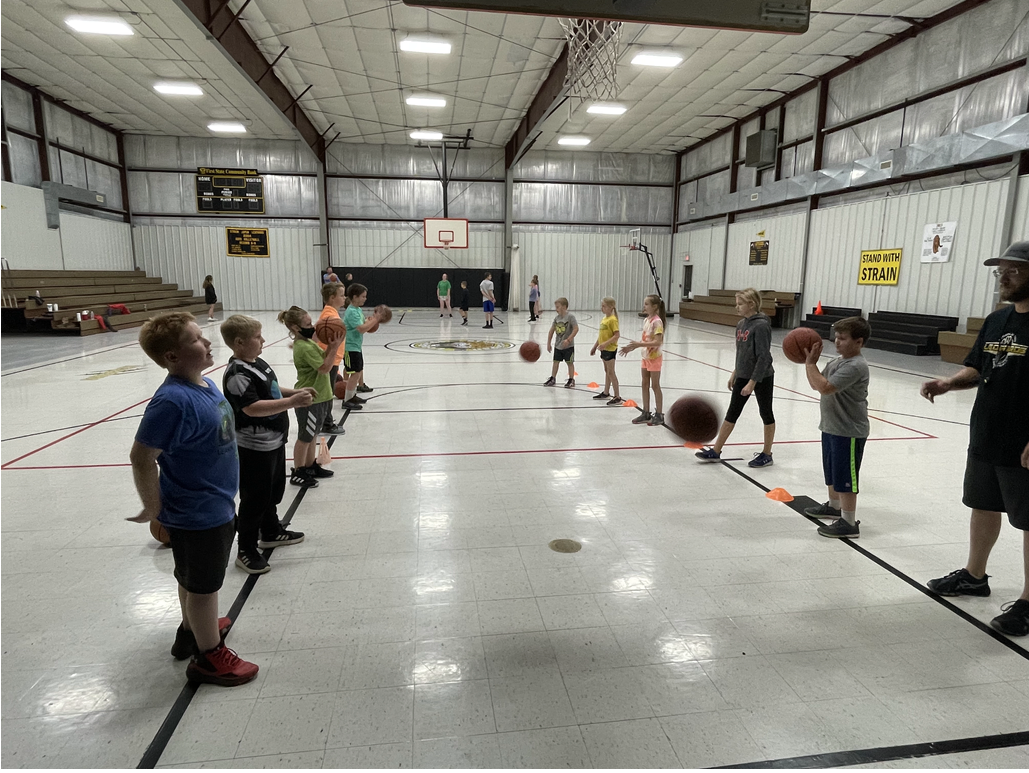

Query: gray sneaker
[
  {"left": 804, "top": 501, "right": 841, "bottom": 518},
  {"left": 817, "top": 518, "right": 860, "bottom": 539}
]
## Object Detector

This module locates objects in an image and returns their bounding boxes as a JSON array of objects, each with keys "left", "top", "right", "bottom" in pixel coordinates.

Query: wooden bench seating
[
  {"left": 679, "top": 289, "right": 796, "bottom": 328},
  {"left": 939, "top": 317, "right": 985, "bottom": 364}
]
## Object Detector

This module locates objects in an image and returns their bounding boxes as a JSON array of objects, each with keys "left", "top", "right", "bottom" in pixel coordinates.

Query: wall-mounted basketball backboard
[
  {"left": 424, "top": 218, "right": 469, "bottom": 249},
  {"left": 400, "top": 1, "right": 810, "bottom": 33}
]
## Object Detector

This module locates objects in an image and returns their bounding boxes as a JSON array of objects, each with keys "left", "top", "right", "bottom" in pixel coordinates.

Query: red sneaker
[
  {"left": 186, "top": 645, "right": 259, "bottom": 686},
  {"left": 170, "top": 616, "right": 233, "bottom": 660}
]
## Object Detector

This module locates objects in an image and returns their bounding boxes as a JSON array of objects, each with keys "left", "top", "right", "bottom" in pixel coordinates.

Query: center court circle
[{"left": 386, "top": 338, "right": 518, "bottom": 354}]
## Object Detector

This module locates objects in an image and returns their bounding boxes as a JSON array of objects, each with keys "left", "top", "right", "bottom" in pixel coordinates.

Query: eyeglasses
[{"left": 992, "top": 268, "right": 1022, "bottom": 278}]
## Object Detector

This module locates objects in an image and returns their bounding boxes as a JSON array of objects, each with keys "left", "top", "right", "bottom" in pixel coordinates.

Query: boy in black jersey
[{"left": 221, "top": 315, "right": 315, "bottom": 574}]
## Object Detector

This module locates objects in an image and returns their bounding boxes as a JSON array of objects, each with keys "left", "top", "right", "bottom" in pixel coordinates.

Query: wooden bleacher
[
  {"left": 678, "top": 289, "right": 796, "bottom": 328},
  {"left": 939, "top": 317, "right": 984, "bottom": 364},
  {"left": 1, "top": 269, "right": 222, "bottom": 336}
]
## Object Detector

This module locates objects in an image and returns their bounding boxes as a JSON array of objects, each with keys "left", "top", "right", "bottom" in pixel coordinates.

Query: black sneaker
[
  {"left": 927, "top": 568, "right": 991, "bottom": 597},
  {"left": 356, "top": 384, "right": 373, "bottom": 393},
  {"left": 290, "top": 467, "right": 318, "bottom": 488},
  {"left": 342, "top": 401, "right": 364, "bottom": 411},
  {"left": 544, "top": 377, "right": 556, "bottom": 387},
  {"left": 648, "top": 412, "right": 664, "bottom": 426},
  {"left": 804, "top": 501, "right": 841, "bottom": 518},
  {"left": 461, "top": 319, "right": 468, "bottom": 326},
  {"left": 351, "top": 395, "right": 367, "bottom": 405},
  {"left": 990, "top": 599, "right": 1029, "bottom": 637},
  {"left": 564, "top": 378, "right": 575, "bottom": 388},
  {"left": 632, "top": 412, "right": 653, "bottom": 425},
  {"left": 593, "top": 392, "right": 611, "bottom": 400},
  {"left": 606, "top": 396, "right": 624, "bottom": 406},
  {"left": 259, "top": 529, "right": 305, "bottom": 549},
  {"left": 171, "top": 617, "right": 231, "bottom": 660},
  {"left": 322, "top": 424, "right": 346, "bottom": 436},
  {"left": 235, "top": 550, "right": 270, "bottom": 575},
  {"left": 817, "top": 518, "right": 860, "bottom": 539},
  {"left": 309, "top": 463, "right": 334, "bottom": 478}
]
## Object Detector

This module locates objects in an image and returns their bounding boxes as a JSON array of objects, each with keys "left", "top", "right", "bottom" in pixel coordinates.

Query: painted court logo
[{"left": 409, "top": 339, "right": 515, "bottom": 353}]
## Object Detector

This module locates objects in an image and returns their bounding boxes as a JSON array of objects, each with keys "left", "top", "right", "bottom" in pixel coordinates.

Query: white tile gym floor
[{"left": 2, "top": 309, "right": 1028, "bottom": 768}]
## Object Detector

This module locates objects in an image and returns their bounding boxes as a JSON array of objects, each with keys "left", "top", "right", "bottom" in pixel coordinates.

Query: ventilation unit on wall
[{"left": 745, "top": 130, "right": 777, "bottom": 170}]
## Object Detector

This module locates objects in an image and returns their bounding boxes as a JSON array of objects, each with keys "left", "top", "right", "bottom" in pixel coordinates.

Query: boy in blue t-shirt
[{"left": 129, "top": 312, "right": 258, "bottom": 687}]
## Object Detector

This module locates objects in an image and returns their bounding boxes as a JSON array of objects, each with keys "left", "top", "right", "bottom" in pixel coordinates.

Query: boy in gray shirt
[
  {"left": 802, "top": 316, "right": 872, "bottom": 538},
  {"left": 544, "top": 297, "right": 579, "bottom": 388}
]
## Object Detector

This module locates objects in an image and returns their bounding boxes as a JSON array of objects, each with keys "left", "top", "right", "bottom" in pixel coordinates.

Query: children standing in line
[
  {"left": 620, "top": 294, "right": 665, "bottom": 426},
  {"left": 128, "top": 312, "right": 257, "bottom": 686},
  {"left": 544, "top": 297, "right": 579, "bottom": 388},
  {"left": 590, "top": 296, "right": 622, "bottom": 405},
  {"left": 202, "top": 275, "right": 217, "bottom": 321},
  {"left": 221, "top": 315, "right": 312, "bottom": 574},
  {"left": 696, "top": 288, "right": 777, "bottom": 467},
  {"left": 802, "top": 316, "right": 872, "bottom": 539},
  {"left": 341, "top": 283, "right": 381, "bottom": 410},
  {"left": 459, "top": 280, "right": 470, "bottom": 326},
  {"left": 528, "top": 278, "right": 540, "bottom": 322},
  {"left": 277, "top": 305, "right": 344, "bottom": 488},
  {"left": 316, "top": 281, "right": 347, "bottom": 433}
]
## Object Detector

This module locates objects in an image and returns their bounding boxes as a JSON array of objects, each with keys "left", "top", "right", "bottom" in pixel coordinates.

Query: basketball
[
  {"left": 315, "top": 315, "right": 345, "bottom": 344},
  {"left": 520, "top": 340, "right": 541, "bottom": 362},
  {"left": 782, "top": 327, "right": 823, "bottom": 364},
  {"left": 375, "top": 304, "right": 393, "bottom": 323},
  {"left": 666, "top": 395, "right": 720, "bottom": 444},
  {"left": 334, "top": 378, "right": 347, "bottom": 400},
  {"left": 149, "top": 519, "right": 171, "bottom": 545},
  {"left": 367, "top": 321, "right": 380, "bottom": 333}
]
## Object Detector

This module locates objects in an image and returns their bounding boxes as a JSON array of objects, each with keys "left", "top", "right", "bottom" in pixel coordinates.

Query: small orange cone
[
  {"left": 574, "top": 371, "right": 579, "bottom": 376},
  {"left": 623, "top": 399, "right": 638, "bottom": 408},
  {"left": 588, "top": 382, "right": 599, "bottom": 388},
  {"left": 683, "top": 441, "right": 705, "bottom": 449},
  {"left": 766, "top": 487, "right": 794, "bottom": 502},
  {"left": 815, "top": 301, "right": 824, "bottom": 315}
]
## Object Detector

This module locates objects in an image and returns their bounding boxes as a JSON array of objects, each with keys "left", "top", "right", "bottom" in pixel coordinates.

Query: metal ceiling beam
[
  {"left": 178, "top": 0, "right": 325, "bottom": 161},
  {"left": 504, "top": 46, "right": 569, "bottom": 168}
]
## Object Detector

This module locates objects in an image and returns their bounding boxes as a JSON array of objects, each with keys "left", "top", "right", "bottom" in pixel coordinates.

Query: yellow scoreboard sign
[{"left": 858, "top": 248, "right": 902, "bottom": 285}]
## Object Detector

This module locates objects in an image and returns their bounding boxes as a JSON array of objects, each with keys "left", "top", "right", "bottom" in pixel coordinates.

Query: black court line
[
  {"left": 136, "top": 428, "right": 343, "bottom": 769},
  {"left": 716, "top": 730, "right": 1029, "bottom": 768}
]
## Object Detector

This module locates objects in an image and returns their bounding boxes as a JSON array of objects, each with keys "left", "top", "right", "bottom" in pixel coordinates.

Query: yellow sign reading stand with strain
[{"left": 858, "top": 248, "right": 902, "bottom": 285}]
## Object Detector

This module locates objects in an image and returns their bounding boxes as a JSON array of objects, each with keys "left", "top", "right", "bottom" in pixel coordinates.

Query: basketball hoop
[
  {"left": 559, "top": 18, "right": 622, "bottom": 102},
  {"left": 440, "top": 237, "right": 452, "bottom": 251}
]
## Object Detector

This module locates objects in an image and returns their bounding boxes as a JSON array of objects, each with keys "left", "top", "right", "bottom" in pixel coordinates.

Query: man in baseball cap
[{"left": 921, "top": 241, "right": 1029, "bottom": 637}]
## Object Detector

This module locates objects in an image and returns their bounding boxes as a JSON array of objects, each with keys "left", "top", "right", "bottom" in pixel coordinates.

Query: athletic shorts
[
  {"left": 168, "top": 519, "right": 235, "bottom": 595},
  {"left": 553, "top": 346, "right": 574, "bottom": 363},
  {"left": 344, "top": 350, "right": 364, "bottom": 375},
  {"left": 641, "top": 357, "right": 663, "bottom": 372},
  {"left": 483, "top": 300, "right": 495, "bottom": 313},
  {"left": 600, "top": 350, "right": 617, "bottom": 361},
  {"left": 821, "top": 432, "right": 866, "bottom": 494},
  {"left": 295, "top": 401, "right": 330, "bottom": 442},
  {"left": 963, "top": 454, "right": 1029, "bottom": 530}
]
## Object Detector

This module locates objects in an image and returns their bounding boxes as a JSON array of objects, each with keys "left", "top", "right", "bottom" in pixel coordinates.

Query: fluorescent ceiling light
[
  {"left": 632, "top": 52, "right": 683, "bottom": 67},
  {"left": 406, "top": 95, "right": 447, "bottom": 107},
  {"left": 399, "top": 37, "right": 451, "bottom": 54},
  {"left": 154, "top": 82, "right": 204, "bottom": 96},
  {"left": 558, "top": 136, "right": 591, "bottom": 146},
  {"left": 65, "top": 16, "right": 134, "bottom": 35},
  {"left": 587, "top": 103, "right": 627, "bottom": 115},
  {"left": 410, "top": 130, "right": 444, "bottom": 141},
  {"left": 208, "top": 121, "right": 247, "bottom": 133}
]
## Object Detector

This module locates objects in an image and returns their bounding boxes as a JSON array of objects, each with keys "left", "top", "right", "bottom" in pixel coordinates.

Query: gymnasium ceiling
[{"left": 1, "top": 0, "right": 971, "bottom": 155}]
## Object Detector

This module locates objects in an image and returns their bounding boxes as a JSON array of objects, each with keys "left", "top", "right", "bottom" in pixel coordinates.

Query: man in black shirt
[{"left": 921, "top": 241, "right": 1029, "bottom": 636}]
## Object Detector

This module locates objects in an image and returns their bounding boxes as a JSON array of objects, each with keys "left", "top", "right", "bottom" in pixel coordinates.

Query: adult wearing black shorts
[
  {"left": 922, "top": 241, "right": 1029, "bottom": 637},
  {"left": 696, "top": 288, "right": 776, "bottom": 468}
]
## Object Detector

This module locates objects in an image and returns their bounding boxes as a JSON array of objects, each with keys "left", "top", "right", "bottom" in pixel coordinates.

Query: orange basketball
[
  {"left": 519, "top": 341, "right": 541, "bottom": 362},
  {"left": 315, "top": 315, "right": 345, "bottom": 344},
  {"left": 334, "top": 378, "right": 347, "bottom": 400},
  {"left": 367, "top": 321, "right": 380, "bottom": 333},
  {"left": 666, "top": 395, "right": 720, "bottom": 444},
  {"left": 374, "top": 304, "right": 393, "bottom": 323},
  {"left": 149, "top": 519, "right": 171, "bottom": 545},
  {"left": 783, "top": 327, "right": 823, "bottom": 364}
]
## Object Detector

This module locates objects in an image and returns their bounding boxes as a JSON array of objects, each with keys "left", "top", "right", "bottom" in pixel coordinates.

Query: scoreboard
[{"left": 195, "top": 167, "right": 265, "bottom": 214}]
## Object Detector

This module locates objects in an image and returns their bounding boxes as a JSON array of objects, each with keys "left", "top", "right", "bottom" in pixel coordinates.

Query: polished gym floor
[{"left": 2, "top": 308, "right": 1028, "bottom": 768}]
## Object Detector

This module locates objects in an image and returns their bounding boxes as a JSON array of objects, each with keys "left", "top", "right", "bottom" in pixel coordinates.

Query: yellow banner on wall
[{"left": 858, "top": 249, "right": 902, "bottom": 285}]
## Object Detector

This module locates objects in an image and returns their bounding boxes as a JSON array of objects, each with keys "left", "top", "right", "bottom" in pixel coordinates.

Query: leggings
[{"left": 725, "top": 375, "right": 775, "bottom": 425}]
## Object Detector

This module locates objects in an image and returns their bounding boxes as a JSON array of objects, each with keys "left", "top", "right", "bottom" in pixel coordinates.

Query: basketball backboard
[
  {"left": 400, "top": 1, "right": 810, "bottom": 33},
  {"left": 424, "top": 218, "right": 469, "bottom": 249}
]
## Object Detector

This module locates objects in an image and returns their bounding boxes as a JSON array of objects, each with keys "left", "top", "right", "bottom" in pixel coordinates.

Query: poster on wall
[
  {"left": 858, "top": 248, "right": 902, "bottom": 285},
  {"left": 749, "top": 240, "right": 769, "bottom": 265},
  {"left": 921, "top": 221, "right": 957, "bottom": 263},
  {"left": 226, "top": 228, "right": 270, "bottom": 257}
]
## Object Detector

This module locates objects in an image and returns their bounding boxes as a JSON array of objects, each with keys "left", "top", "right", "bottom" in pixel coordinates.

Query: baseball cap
[{"left": 983, "top": 241, "right": 1029, "bottom": 266}]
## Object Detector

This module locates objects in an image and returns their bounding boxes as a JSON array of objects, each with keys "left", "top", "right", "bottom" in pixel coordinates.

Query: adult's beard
[{"left": 1000, "top": 278, "right": 1029, "bottom": 304}]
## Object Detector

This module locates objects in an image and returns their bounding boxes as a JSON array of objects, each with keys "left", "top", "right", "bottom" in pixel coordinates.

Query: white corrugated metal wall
[
  {"left": 329, "top": 224, "right": 503, "bottom": 270},
  {"left": 133, "top": 220, "right": 322, "bottom": 311},
  {"left": 724, "top": 212, "right": 808, "bottom": 292},
  {"left": 60, "top": 213, "right": 134, "bottom": 271},
  {"left": 676, "top": 222, "right": 727, "bottom": 298}
]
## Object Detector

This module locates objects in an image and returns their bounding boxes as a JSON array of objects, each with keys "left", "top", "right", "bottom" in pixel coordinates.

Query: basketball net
[
  {"left": 441, "top": 237, "right": 452, "bottom": 251},
  {"left": 558, "top": 18, "right": 622, "bottom": 102}
]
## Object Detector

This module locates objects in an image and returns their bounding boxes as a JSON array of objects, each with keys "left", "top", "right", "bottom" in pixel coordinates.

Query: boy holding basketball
[
  {"left": 545, "top": 297, "right": 579, "bottom": 388},
  {"left": 221, "top": 315, "right": 313, "bottom": 574},
  {"left": 802, "top": 316, "right": 872, "bottom": 538},
  {"left": 128, "top": 312, "right": 258, "bottom": 686}
]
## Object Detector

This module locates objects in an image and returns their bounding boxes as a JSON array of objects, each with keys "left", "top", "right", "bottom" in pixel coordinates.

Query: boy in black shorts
[
  {"left": 129, "top": 312, "right": 258, "bottom": 686},
  {"left": 222, "top": 315, "right": 313, "bottom": 574},
  {"left": 544, "top": 297, "right": 579, "bottom": 388},
  {"left": 459, "top": 280, "right": 470, "bottom": 325}
]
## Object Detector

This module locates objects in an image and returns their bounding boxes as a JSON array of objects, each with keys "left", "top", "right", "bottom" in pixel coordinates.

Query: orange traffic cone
[
  {"left": 815, "top": 301, "right": 824, "bottom": 315},
  {"left": 574, "top": 371, "right": 579, "bottom": 377},
  {"left": 683, "top": 441, "right": 705, "bottom": 449},
  {"left": 765, "top": 487, "right": 794, "bottom": 502},
  {"left": 588, "top": 382, "right": 599, "bottom": 389},
  {"left": 623, "top": 399, "right": 638, "bottom": 408}
]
